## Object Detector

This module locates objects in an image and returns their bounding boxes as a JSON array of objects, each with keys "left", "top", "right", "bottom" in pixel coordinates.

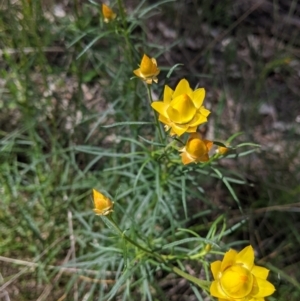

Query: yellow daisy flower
[
  {"left": 92, "top": 189, "right": 114, "bottom": 216},
  {"left": 210, "top": 245, "right": 275, "bottom": 301},
  {"left": 151, "top": 79, "right": 210, "bottom": 136},
  {"left": 133, "top": 54, "right": 160, "bottom": 84}
]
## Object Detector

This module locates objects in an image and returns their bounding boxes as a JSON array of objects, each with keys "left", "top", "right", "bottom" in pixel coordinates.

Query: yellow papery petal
[
  {"left": 211, "top": 261, "right": 222, "bottom": 280},
  {"left": 252, "top": 266, "right": 269, "bottom": 279},
  {"left": 236, "top": 245, "right": 254, "bottom": 270},
  {"left": 253, "top": 278, "right": 275, "bottom": 297},
  {"left": 221, "top": 249, "right": 237, "bottom": 272},
  {"left": 163, "top": 85, "right": 174, "bottom": 104},
  {"left": 188, "top": 112, "right": 208, "bottom": 127},
  {"left": 151, "top": 57, "right": 157, "bottom": 66},
  {"left": 172, "top": 79, "right": 192, "bottom": 99},
  {"left": 140, "top": 54, "right": 154, "bottom": 75},
  {"left": 171, "top": 123, "right": 188, "bottom": 136},
  {"left": 167, "top": 94, "right": 196, "bottom": 124},
  {"left": 186, "top": 126, "right": 197, "bottom": 133},
  {"left": 204, "top": 139, "right": 213, "bottom": 151},
  {"left": 151, "top": 101, "right": 168, "bottom": 118},
  {"left": 158, "top": 114, "right": 171, "bottom": 126},
  {"left": 210, "top": 281, "right": 228, "bottom": 299},
  {"left": 200, "top": 106, "right": 211, "bottom": 117},
  {"left": 191, "top": 88, "right": 205, "bottom": 108},
  {"left": 133, "top": 69, "right": 144, "bottom": 79},
  {"left": 146, "top": 78, "right": 155, "bottom": 84},
  {"left": 169, "top": 128, "right": 176, "bottom": 136},
  {"left": 180, "top": 152, "right": 195, "bottom": 165},
  {"left": 198, "top": 154, "right": 210, "bottom": 162}
]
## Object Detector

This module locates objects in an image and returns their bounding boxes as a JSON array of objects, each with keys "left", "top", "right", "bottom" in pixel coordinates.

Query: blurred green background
[{"left": 0, "top": 0, "right": 299, "bottom": 300}]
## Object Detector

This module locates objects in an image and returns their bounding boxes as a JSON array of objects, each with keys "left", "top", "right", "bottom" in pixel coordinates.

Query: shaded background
[{"left": 0, "top": 0, "right": 299, "bottom": 300}]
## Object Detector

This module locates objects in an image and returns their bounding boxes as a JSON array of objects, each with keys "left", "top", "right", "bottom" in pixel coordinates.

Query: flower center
[
  {"left": 166, "top": 94, "right": 196, "bottom": 124},
  {"left": 220, "top": 265, "right": 254, "bottom": 299}
]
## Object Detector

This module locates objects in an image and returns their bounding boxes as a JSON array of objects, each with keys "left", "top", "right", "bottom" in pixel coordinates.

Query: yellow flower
[
  {"left": 133, "top": 54, "right": 160, "bottom": 84},
  {"left": 151, "top": 79, "right": 210, "bottom": 136},
  {"left": 217, "top": 145, "right": 229, "bottom": 155},
  {"left": 179, "top": 132, "right": 213, "bottom": 165},
  {"left": 210, "top": 245, "right": 275, "bottom": 301},
  {"left": 102, "top": 4, "right": 116, "bottom": 23},
  {"left": 92, "top": 189, "right": 114, "bottom": 216}
]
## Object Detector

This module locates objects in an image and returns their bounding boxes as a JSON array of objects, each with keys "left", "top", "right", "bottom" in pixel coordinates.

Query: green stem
[
  {"left": 116, "top": 0, "right": 139, "bottom": 126},
  {"left": 106, "top": 215, "right": 157, "bottom": 257},
  {"left": 105, "top": 215, "right": 209, "bottom": 291},
  {"left": 117, "top": 0, "right": 127, "bottom": 30},
  {"left": 146, "top": 84, "right": 164, "bottom": 143},
  {"left": 172, "top": 266, "right": 210, "bottom": 291},
  {"left": 161, "top": 244, "right": 210, "bottom": 261},
  {"left": 117, "top": 0, "right": 133, "bottom": 67}
]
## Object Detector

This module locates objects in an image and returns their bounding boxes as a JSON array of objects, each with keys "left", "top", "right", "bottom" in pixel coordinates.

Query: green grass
[{"left": 0, "top": 0, "right": 300, "bottom": 300}]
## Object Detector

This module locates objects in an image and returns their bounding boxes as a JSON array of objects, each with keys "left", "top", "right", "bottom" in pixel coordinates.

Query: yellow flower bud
[
  {"left": 217, "top": 145, "right": 229, "bottom": 155},
  {"left": 102, "top": 4, "right": 116, "bottom": 23},
  {"left": 179, "top": 132, "right": 213, "bottom": 165},
  {"left": 133, "top": 54, "right": 160, "bottom": 84},
  {"left": 92, "top": 189, "right": 114, "bottom": 216},
  {"left": 205, "top": 244, "right": 211, "bottom": 253}
]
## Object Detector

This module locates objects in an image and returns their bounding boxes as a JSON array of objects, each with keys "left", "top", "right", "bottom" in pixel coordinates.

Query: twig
[
  {"left": 56, "top": 294, "right": 67, "bottom": 301},
  {"left": 0, "top": 256, "right": 116, "bottom": 275},
  {"left": 36, "top": 249, "right": 73, "bottom": 301},
  {"left": 0, "top": 236, "right": 66, "bottom": 293},
  {"left": 0, "top": 47, "right": 65, "bottom": 56}
]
